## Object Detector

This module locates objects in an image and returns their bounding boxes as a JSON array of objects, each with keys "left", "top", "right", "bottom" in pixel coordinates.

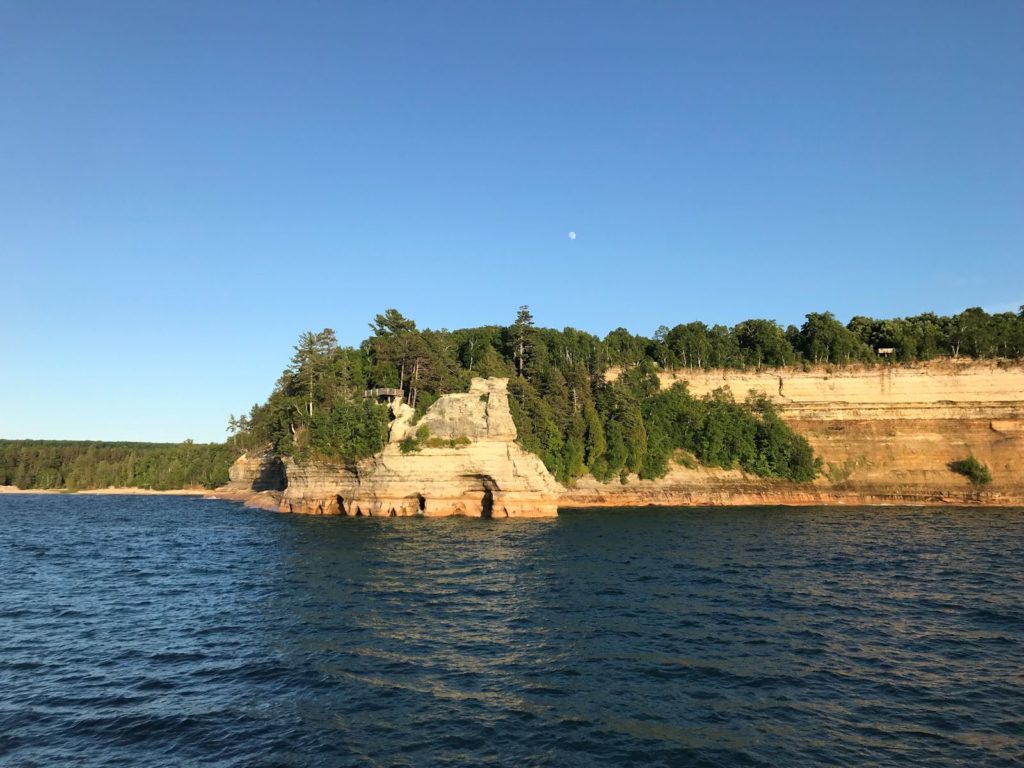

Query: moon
[{"left": 568, "top": 231, "right": 577, "bottom": 240}]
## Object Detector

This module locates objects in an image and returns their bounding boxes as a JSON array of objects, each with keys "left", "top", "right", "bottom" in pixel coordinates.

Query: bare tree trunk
[{"left": 410, "top": 358, "right": 421, "bottom": 409}]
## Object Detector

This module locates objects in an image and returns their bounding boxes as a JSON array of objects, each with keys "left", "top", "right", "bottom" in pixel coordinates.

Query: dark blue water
[{"left": 1, "top": 496, "right": 1022, "bottom": 767}]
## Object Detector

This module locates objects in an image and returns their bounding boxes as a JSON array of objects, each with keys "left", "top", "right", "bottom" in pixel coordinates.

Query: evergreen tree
[{"left": 511, "top": 305, "right": 534, "bottom": 377}]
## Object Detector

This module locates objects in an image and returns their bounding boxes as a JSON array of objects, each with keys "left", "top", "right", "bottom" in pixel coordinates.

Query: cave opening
[
  {"left": 481, "top": 488, "right": 494, "bottom": 519},
  {"left": 336, "top": 495, "right": 347, "bottom": 516},
  {"left": 417, "top": 494, "right": 426, "bottom": 513}
]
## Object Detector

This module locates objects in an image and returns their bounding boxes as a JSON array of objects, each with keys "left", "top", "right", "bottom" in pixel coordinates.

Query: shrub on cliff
[
  {"left": 949, "top": 456, "right": 992, "bottom": 485},
  {"left": 638, "top": 385, "right": 820, "bottom": 482}
]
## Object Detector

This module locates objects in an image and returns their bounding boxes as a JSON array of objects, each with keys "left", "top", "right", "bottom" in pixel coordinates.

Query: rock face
[
  {"left": 389, "top": 378, "right": 517, "bottom": 443},
  {"left": 675, "top": 361, "right": 1024, "bottom": 499},
  {"left": 564, "top": 361, "right": 1024, "bottom": 509},
  {"left": 226, "top": 452, "right": 285, "bottom": 492},
  {"left": 227, "top": 364, "right": 1024, "bottom": 516},
  {"left": 272, "top": 378, "right": 561, "bottom": 517}
]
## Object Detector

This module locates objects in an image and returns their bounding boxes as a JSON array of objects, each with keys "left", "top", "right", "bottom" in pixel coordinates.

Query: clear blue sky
[{"left": 2, "top": 1, "right": 1021, "bottom": 442}]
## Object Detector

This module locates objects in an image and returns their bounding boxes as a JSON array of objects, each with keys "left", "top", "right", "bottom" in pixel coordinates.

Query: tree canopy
[
  {"left": 224, "top": 304, "right": 1023, "bottom": 483},
  {"left": 12, "top": 306, "right": 1015, "bottom": 490},
  {"left": 0, "top": 440, "right": 233, "bottom": 490}
]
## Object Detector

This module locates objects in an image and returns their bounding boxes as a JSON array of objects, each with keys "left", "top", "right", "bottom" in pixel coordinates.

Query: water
[{"left": 1, "top": 496, "right": 1022, "bottom": 767}]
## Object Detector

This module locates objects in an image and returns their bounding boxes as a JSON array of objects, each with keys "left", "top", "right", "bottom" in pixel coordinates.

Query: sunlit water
[{"left": 1, "top": 496, "right": 1022, "bottom": 767}]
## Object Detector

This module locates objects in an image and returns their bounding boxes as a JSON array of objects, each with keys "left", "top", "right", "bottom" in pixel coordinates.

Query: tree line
[
  {"left": 9, "top": 307, "right": 1017, "bottom": 491},
  {"left": 611, "top": 306, "right": 1024, "bottom": 369},
  {"left": 238, "top": 305, "right": 933, "bottom": 483},
  {"left": 231, "top": 305, "right": 1024, "bottom": 483},
  {"left": 0, "top": 440, "right": 233, "bottom": 491}
]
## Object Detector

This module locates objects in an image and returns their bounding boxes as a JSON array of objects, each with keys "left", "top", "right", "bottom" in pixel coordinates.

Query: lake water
[{"left": 1, "top": 496, "right": 1022, "bottom": 767}]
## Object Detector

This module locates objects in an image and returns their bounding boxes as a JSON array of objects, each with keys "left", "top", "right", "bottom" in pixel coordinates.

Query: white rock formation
[{"left": 277, "top": 378, "right": 561, "bottom": 517}]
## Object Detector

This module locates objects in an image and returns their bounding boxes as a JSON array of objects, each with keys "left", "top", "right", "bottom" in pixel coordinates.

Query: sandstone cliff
[
  {"left": 226, "top": 452, "right": 285, "bottom": 492},
  {"left": 253, "top": 378, "right": 561, "bottom": 517},
  {"left": 226, "top": 363, "right": 1024, "bottom": 516},
  {"left": 562, "top": 361, "right": 1024, "bottom": 509}
]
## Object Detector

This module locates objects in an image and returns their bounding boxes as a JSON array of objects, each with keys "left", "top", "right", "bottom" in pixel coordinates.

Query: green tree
[
  {"left": 368, "top": 309, "right": 419, "bottom": 395},
  {"left": 733, "top": 319, "right": 795, "bottom": 368},
  {"left": 797, "top": 312, "right": 872, "bottom": 364},
  {"left": 511, "top": 305, "right": 534, "bottom": 377},
  {"left": 289, "top": 328, "right": 339, "bottom": 418}
]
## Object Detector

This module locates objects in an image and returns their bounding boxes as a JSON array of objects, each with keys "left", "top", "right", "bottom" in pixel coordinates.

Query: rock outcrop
[
  {"left": 226, "top": 452, "right": 285, "bottom": 492},
  {"left": 226, "top": 363, "right": 1024, "bottom": 516},
  {"left": 265, "top": 378, "right": 560, "bottom": 517}
]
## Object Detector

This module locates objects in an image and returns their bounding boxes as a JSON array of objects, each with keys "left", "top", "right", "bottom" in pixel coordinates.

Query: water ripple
[{"left": 1, "top": 497, "right": 1023, "bottom": 766}]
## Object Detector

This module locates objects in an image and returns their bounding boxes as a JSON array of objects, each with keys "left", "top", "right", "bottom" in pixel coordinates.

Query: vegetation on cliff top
[{"left": 228, "top": 304, "right": 1023, "bottom": 483}]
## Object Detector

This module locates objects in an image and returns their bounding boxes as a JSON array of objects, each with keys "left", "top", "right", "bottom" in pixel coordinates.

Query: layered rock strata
[
  {"left": 226, "top": 452, "right": 285, "bottom": 492},
  {"left": 260, "top": 378, "right": 561, "bottom": 517},
  {"left": 226, "top": 363, "right": 1024, "bottom": 516},
  {"left": 562, "top": 361, "right": 1024, "bottom": 508}
]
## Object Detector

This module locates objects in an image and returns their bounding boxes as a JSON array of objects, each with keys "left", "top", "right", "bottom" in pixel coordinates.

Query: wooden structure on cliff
[{"left": 364, "top": 387, "right": 404, "bottom": 405}]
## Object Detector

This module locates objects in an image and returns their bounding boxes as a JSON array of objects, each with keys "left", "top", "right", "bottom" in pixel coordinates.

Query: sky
[{"left": 1, "top": 1, "right": 1022, "bottom": 442}]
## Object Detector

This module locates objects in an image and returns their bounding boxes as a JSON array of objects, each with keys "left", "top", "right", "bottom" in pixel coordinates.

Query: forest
[
  {"left": 227, "top": 305, "right": 1024, "bottom": 486},
  {"left": 0, "top": 440, "right": 233, "bottom": 491}
]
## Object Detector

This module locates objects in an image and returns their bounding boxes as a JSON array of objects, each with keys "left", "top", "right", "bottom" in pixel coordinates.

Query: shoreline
[
  {"left": 0, "top": 486, "right": 210, "bottom": 496},
  {"left": 203, "top": 487, "right": 1024, "bottom": 516},
  {"left": 3, "top": 484, "right": 1021, "bottom": 510}
]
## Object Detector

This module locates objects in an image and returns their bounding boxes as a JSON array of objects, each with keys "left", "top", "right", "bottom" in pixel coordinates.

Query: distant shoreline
[{"left": 0, "top": 486, "right": 209, "bottom": 496}]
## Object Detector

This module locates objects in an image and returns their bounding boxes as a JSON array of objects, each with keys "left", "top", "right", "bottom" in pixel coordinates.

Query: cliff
[
  {"left": 237, "top": 378, "right": 561, "bottom": 517},
  {"left": 226, "top": 363, "right": 1024, "bottom": 516},
  {"left": 562, "top": 361, "right": 1024, "bottom": 508},
  {"left": 226, "top": 452, "right": 285, "bottom": 491},
  {"left": 674, "top": 361, "right": 1023, "bottom": 497}
]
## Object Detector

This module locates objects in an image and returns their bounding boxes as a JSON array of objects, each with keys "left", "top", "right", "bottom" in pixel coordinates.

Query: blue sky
[{"left": 2, "top": 1, "right": 1022, "bottom": 442}]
